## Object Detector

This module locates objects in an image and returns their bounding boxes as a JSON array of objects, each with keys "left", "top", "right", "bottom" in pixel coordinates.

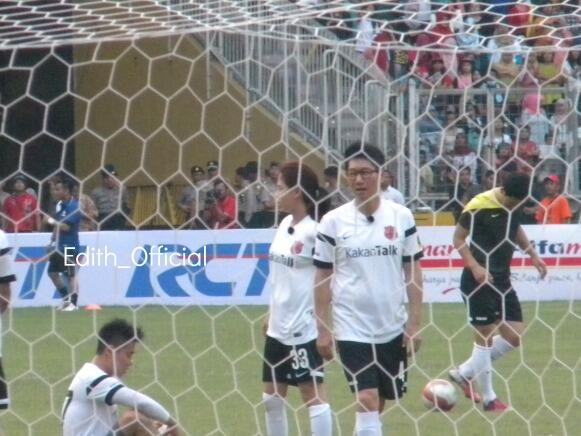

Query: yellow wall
[{"left": 73, "top": 34, "right": 324, "bottom": 194}]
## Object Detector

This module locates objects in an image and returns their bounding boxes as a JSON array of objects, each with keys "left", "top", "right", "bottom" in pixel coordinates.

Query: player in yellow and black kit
[{"left": 448, "top": 172, "right": 547, "bottom": 412}]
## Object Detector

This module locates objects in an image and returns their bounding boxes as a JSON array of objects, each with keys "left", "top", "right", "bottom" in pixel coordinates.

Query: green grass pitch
[{"left": 0, "top": 301, "right": 579, "bottom": 435}]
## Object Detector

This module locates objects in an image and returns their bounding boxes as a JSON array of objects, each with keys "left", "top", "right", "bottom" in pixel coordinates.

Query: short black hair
[
  {"left": 213, "top": 178, "right": 227, "bottom": 188},
  {"left": 57, "top": 178, "right": 76, "bottom": 193},
  {"left": 244, "top": 161, "right": 258, "bottom": 175},
  {"left": 503, "top": 172, "right": 530, "bottom": 200},
  {"left": 323, "top": 166, "right": 338, "bottom": 178},
  {"left": 343, "top": 142, "right": 385, "bottom": 170},
  {"left": 460, "top": 167, "right": 471, "bottom": 174},
  {"left": 484, "top": 170, "right": 495, "bottom": 178},
  {"left": 96, "top": 319, "right": 143, "bottom": 355}
]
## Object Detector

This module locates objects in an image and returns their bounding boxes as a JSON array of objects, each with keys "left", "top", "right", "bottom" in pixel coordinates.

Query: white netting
[
  {"left": 0, "top": 1, "right": 579, "bottom": 48},
  {"left": 0, "top": 1, "right": 580, "bottom": 435}
]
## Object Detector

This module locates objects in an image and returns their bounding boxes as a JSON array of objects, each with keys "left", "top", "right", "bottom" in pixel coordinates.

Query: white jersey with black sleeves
[
  {"left": 313, "top": 199, "right": 423, "bottom": 344},
  {"left": 267, "top": 214, "right": 318, "bottom": 346},
  {"left": 62, "top": 363, "right": 123, "bottom": 436}
]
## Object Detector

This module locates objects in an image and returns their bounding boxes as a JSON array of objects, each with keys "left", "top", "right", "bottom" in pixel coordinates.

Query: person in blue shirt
[{"left": 45, "top": 178, "right": 81, "bottom": 311}]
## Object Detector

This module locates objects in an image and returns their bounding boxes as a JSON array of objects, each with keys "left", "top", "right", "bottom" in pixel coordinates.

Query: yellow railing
[{"left": 128, "top": 185, "right": 187, "bottom": 228}]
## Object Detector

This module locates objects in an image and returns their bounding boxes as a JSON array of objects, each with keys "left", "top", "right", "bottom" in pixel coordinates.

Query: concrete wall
[{"left": 72, "top": 34, "right": 324, "bottom": 192}]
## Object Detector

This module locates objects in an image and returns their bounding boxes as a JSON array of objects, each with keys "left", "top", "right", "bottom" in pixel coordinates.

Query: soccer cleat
[
  {"left": 483, "top": 398, "right": 509, "bottom": 412},
  {"left": 448, "top": 368, "right": 482, "bottom": 403},
  {"left": 56, "top": 297, "right": 71, "bottom": 311},
  {"left": 61, "top": 303, "right": 79, "bottom": 312},
  {"left": 56, "top": 301, "right": 68, "bottom": 311}
]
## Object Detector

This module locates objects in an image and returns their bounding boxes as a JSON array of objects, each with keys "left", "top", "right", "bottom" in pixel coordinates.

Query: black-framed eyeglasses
[{"left": 346, "top": 169, "right": 378, "bottom": 180}]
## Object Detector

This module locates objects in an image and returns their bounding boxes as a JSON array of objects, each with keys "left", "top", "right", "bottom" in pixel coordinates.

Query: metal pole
[
  {"left": 323, "top": 50, "right": 330, "bottom": 163},
  {"left": 566, "top": 80, "right": 580, "bottom": 194},
  {"left": 485, "top": 87, "right": 496, "bottom": 170},
  {"left": 396, "top": 83, "right": 405, "bottom": 197},
  {"left": 335, "top": 49, "right": 343, "bottom": 153},
  {"left": 408, "top": 79, "right": 418, "bottom": 203}
]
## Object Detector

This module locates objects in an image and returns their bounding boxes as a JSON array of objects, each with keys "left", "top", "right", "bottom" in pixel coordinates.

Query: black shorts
[
  {"left": 460, "top": 269, "right": 523, "bottom": 326},
  {"left": 338, "top": 334, "right": 407, "bottom": 400},
  {"left": 262, "top": 336, "right": 324, "bottom": 386},
  {"left": 47, "top": 250, "right": 78, "bottom": 276}
]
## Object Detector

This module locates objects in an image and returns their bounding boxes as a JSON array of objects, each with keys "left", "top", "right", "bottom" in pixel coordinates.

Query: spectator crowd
[
  {"left": 319, "top": 0, "right": 580, "bottom": 222},
  {"left": 1, "top": 1, "right": 579, "bottom": 230},
  {"left": 0, "top": 165, "right": 129, "bottom": 233},
  {"left": 0, "top": 155, "right": 575, "bottom": 232}
]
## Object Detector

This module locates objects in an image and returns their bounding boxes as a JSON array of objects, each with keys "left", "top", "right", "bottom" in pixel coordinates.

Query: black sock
[
  {"left": 0, "top": 360, "right": 8, "bottom": 409},
  {"left": 57, "top": 287, "right": 68, "bottom": 299},
  {"left": 71, "top": 294, "right": 78, "bottom": 306}
]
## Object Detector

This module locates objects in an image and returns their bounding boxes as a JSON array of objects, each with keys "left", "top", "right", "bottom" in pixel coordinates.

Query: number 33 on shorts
[{"left": 290, "top": 348, "right": 309, "bottom": 370}]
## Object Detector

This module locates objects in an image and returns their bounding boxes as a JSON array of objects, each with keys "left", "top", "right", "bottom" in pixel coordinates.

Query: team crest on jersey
[
  {"left": 384, "top": 226, "right": 397, "bottom": 240},
  {"left": 291, "top": 241, "right": 304, "bottom": 255}
]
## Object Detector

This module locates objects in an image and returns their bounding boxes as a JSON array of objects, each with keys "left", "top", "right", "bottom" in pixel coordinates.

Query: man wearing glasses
[{"left": 313, "top": 143, "right": 424, "bottom": 436}]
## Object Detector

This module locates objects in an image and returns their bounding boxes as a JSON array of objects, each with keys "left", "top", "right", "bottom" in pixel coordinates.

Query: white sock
[
  {"left": 355, "top": 411, "right": 381, "bottom": 436},
  {"left": 459, "top": 335, "right": 515, "bottom": 380},
  {"left": 309, "top": 403, "right": 332, "bottom": 436},
  {"left": 490, "top": 335, "right": 515, "bottom": 361},
  {"left": 470, "top": 344, "right": 496, "bottom": 403},
  {"left": 263, "top": 393, "right": 288, "bottom": 436},
  {"left": 458, "top": 356, "right": 474, "bottom": 380}
]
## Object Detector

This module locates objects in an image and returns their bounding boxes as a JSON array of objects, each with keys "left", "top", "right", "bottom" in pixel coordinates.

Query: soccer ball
[{"left": 422, "top": 379, "right": 457, "bottom": 411}]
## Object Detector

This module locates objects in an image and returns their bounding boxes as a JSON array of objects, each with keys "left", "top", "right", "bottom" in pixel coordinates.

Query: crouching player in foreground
[{"left": 62, "top": 319, "right": 180, "bottom": 435}]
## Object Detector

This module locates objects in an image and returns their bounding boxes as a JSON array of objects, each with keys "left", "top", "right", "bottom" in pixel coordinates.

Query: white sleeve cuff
[{"left": 110, "top": 386, "right": 172, "bottom": 424}]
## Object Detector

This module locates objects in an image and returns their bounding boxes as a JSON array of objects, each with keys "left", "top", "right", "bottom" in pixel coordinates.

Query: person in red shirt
[
  {"left": 535, "top": 175, "right": 572, "bottom": 224},
  {"left": 514, "top": 126, "right": 540, "bottom": 174},
  {"left": 2, "top": 175, "right": 39, "bottom": 233},
  {"left": 207, "top": 180, "right": 238, "bottom": 229},
  {"left": 428, "top": 56, "right": 455, "bottom": 88}
]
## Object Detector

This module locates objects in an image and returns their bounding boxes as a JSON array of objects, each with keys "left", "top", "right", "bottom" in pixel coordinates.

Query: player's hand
[
  {"left": 157, "top": 420, "right": 181, "bottom": 435},
  {"left": 532, "top": 255, "right": 547, "bottom": 280},
  {"left": 404, "top": 324, "right": 422, "bottom": 356},
  {"left": 471, "top": 264, "right": 492, "bottom": 284},
  {"left": 262, "top": 314, "right": 269, "bottom": 337},
  {"left": 316, "top": 329, "right": 334, "bottom": 361}
]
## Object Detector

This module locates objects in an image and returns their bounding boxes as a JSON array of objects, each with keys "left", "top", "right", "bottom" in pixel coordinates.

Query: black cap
[
  {"left": 12, "top": 174, "right": 27, "bottom": 183},
  {"left": 101, "top": 164, "right": 118, "bottom": 177},
  {"left": 207, "top": 160, "right": 218, "bottom": 170},
  {"left": 191, "top": 165, "right": 205, "bottom": 174}
]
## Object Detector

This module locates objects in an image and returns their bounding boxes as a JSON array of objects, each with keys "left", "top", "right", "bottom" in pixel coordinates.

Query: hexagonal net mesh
[{"left": 0, "top": 0, "right": 580, "bottom": 435}]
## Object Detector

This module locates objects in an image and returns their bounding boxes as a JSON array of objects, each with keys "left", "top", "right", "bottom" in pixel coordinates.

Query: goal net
[{"left": 0, "top": 0, "right": 579, "bottom": 434}]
